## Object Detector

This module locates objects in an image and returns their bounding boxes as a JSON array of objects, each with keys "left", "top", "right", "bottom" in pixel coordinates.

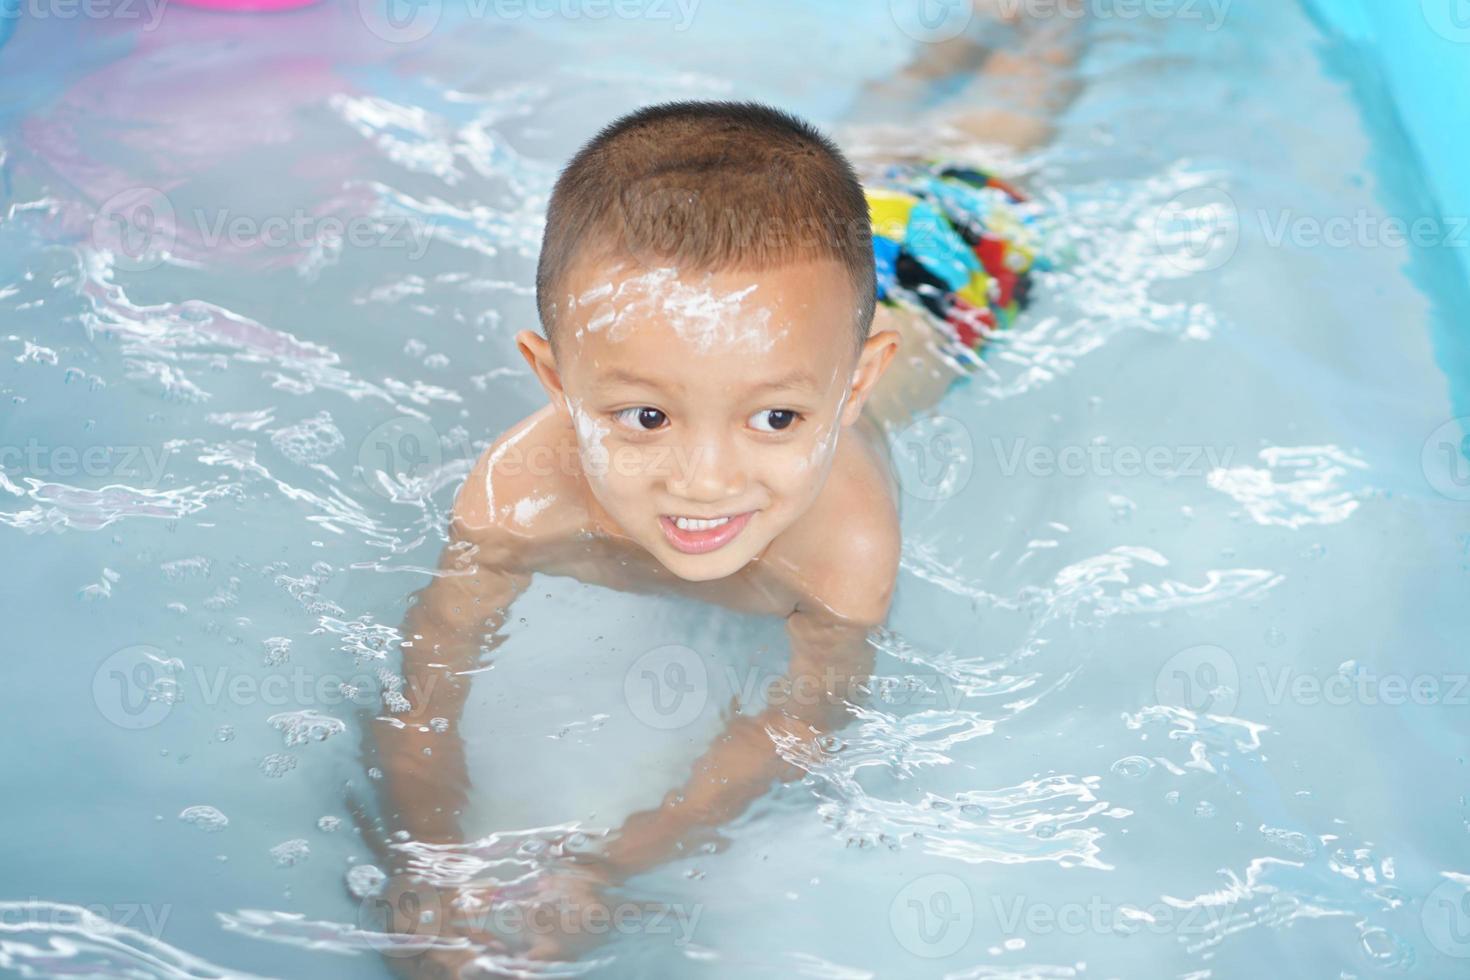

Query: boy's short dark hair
[{"left": 535, "top": 100, "right": 876, "bottom": 354}]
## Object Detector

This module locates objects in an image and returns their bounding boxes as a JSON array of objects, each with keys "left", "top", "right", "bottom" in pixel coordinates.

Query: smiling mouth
[{"left": 658, "top": 511, "right": 756, "bottom": 555}]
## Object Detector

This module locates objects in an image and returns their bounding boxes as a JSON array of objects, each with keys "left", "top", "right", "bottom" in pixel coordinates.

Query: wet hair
[{"left": 535, "top": 99, "right": 876, "bottom": 355}]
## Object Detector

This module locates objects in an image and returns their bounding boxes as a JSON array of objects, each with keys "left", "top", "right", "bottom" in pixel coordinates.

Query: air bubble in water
[
  {"left": 347, "top": 864, "right": 387, "bottom": 898},
  {"left": 1359, "top": 927, "right": 1412, "bottom": 969},
  {"left": 318, "top": 816, "right": 342, "bottom": 833},
  {"left": 259, "top": 754, "right": 298, "bottom": 778},
  {"left": 263, "top": 637, "right": 292, "bottom": 667},
  {"left": 1111, "top": 756, "right": 1153, "bottom": 780},
  {"left": 271, "top": 412, "right": 345, "bottom": 465},
  {"left": 269, "top": 710, "right": 346, "bottom": 746},
  {"left": 271, "top": 839, "right": 310, "bottom": 867},
  {"left": 179, "top": 805, "right": 229, "bottom": 832},
  {"left": 215, "top": 725, "right": 235, "bottom": 743}
]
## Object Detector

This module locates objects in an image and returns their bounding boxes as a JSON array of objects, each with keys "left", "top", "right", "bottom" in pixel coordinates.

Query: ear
[
  {"left": 840, "top": 326, "right": 900, "bottom": 426},
  {"left": 515, "top": 329, "right": 568, "bottom": 413}
]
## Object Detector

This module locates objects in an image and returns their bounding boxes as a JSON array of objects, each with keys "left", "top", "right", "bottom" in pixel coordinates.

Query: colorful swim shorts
[{"left": 866, "top": 160, "right": 1050, "bottom": 367}]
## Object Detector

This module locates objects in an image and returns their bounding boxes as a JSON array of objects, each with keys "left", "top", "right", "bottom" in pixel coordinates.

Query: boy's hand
[
  {"left": 591, "top": 604, "right": 881, "bottom": 881},
  {"left": 507, "top": 864, "right": 621, "bottom": 964}
]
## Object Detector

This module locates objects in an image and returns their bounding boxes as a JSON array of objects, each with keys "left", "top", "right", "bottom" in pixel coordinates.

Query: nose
[{"left": 666, "top": 426, "right": 746, "bottom": 505}]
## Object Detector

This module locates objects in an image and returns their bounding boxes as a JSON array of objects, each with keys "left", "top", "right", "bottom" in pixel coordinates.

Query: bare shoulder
[
  {"left": 451, "top": 404, "right": 590, "bottom": 552},
  {"left": 774, "top": 419, "right": 902, "bottom": 627}
]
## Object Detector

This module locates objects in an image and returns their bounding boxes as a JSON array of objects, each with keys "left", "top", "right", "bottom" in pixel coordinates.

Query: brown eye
[
  {"left": 750, "top": 409, "right": 798, "bottom": 433},
  {"left": 614, "top": 407, "right": 667, "bottom": 431}
]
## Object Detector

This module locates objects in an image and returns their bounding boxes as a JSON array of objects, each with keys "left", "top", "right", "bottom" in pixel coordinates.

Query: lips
[{"left": 658, "top": 510, "right": 756, "bottom": 555}]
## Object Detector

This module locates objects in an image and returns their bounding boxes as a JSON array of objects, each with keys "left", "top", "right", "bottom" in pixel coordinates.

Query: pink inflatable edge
[{"left": 168, "top": 0, "right": 322, "bottom": 11}]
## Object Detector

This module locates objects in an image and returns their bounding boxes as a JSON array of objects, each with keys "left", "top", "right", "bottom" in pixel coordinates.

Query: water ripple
[
  {"left": 0, "top": 473, "right": 236, "bottom": 533},
  {"left": 1207, "top": 444, "right": 1370, "bottom": 528},
  {"left": 0, "top": 901, "right": 267, "bottom": 979}
]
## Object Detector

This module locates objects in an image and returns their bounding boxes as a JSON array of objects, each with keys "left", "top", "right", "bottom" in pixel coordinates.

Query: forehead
[{"left": 559, "top": 258, "right": 856, "bottom": 391}]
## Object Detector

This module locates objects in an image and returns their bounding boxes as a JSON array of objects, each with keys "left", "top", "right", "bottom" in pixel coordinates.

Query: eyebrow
[{"left": 597, "top": 367, "right": 823, "bottom": 394}]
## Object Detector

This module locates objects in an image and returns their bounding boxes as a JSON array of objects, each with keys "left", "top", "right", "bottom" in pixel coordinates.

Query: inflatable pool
[{"left": 1305, "top": 0, "right": 1470, "bottom": 283}]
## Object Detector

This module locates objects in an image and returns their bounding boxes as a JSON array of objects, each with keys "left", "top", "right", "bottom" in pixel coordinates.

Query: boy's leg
[
  {"left": 936, "top": 3, "right": 1086, "bottom": 151},
  {"left": 848, "top": 1, "right": 1087, "bottom": 435},
  {"left": 851, "top": 0, "right": 1086, "bottom": 155}
]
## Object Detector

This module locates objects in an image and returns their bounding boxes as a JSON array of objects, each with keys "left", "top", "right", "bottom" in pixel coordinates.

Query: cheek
[
  {"left": 566, "top": 398, "right": 612, "bottom": 481},
  {"left": 762, "top": 436, "right": 836, "bottom": 502},
  {"left": 602, "top": 442, "right": 670, "bottom": 490},
  {"left": 790, "top": 420, "right": 842, "bottom": 476}
]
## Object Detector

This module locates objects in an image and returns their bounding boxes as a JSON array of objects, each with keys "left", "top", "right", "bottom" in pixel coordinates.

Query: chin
[{"left": 659, "top": 548, "right": 753, "bottom": 583}]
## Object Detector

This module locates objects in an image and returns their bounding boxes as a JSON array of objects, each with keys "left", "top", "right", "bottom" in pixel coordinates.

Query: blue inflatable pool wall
[{"left": 1305, "top": 0, "right": 1470, "bottom": 285}]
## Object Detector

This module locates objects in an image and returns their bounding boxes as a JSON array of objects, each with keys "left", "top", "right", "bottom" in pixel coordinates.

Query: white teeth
[{"left": 672, "top": 515, "right": 731, "bottom": 531}]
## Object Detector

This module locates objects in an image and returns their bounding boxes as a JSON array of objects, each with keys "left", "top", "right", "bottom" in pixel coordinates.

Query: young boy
[{"left": 362, "top": 11, "right": 1078, "bottom": 974}]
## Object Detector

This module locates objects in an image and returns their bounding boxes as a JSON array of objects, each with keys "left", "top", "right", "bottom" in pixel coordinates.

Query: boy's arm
[
  {"left": 592, "top": 522, "right": 899, "bottom": 879},
  {"left": 370, "top": 437, "right": 537, "bottom": 846},
  {"left": 371, "top": 530, "right": 530, "bottom": 845},
  {"left": 594, "top": 604, "right": 879, "bottom": 876}
]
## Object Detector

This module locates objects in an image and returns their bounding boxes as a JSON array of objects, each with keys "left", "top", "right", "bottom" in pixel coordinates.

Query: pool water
[{"left": 3, "top": 1, "right": 1469, "bottom": 977}]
